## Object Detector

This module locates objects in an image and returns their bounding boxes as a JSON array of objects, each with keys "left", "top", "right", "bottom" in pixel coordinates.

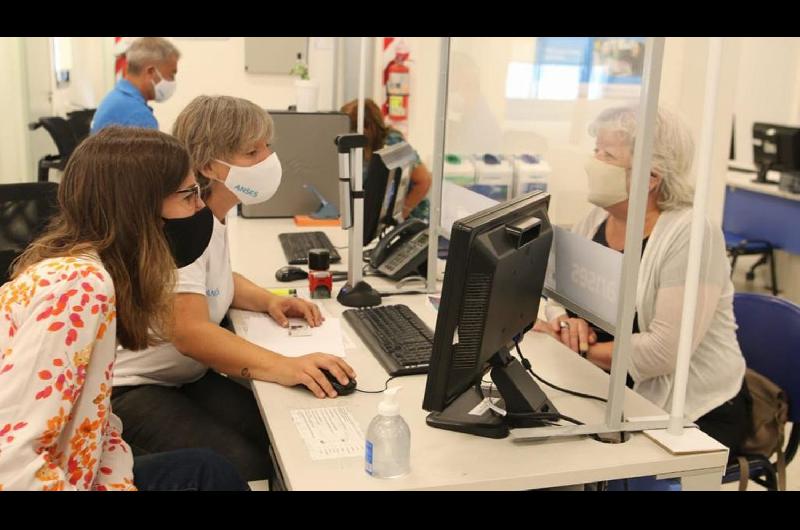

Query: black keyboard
[
  {"left": 279, "top": 232, "right": 342, "bottom": 265},
  {"left": 343, "top": 304, "right": 433, "bottom": 376}
]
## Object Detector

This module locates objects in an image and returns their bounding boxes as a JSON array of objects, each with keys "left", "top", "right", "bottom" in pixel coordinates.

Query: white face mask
[
  {"left": 584, "top": 156, "right": 629, "bottom": 208},
  {"left": 152, "top": 69, "right": 177, "bottom": 102},
  {"left": 214, "top": 152, "right": 282, "bottom": 205}
]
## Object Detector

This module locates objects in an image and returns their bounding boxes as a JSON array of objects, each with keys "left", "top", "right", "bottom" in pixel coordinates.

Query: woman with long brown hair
[{"left": 0, "top": 126, "right": 247, "bottom": 490}]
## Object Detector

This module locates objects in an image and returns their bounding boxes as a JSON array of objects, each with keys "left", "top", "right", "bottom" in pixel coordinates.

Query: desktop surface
[
  {"left": 727, "top": 170, "right": 800, "bottom": 202},
  {"left": 226, "top": 215, "right": 728, "bottom": 490}
]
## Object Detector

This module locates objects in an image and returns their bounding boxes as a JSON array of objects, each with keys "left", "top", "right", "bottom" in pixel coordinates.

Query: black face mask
[{"left": 162, "top": 206, "right": 214, "bottom": 268}]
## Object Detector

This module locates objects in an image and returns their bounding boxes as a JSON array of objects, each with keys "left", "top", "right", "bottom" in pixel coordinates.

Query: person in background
[
  {"left": 91, "top": 37, "right": 180, "bottom": 134},
  {"left": 533, "top": 105, "right": 752, "bottom": 456},
  {"left": 341, "top": 98, "right": 432, "bottom": 221},
  {"left": 112, "top": 95, "right": 355, "bottom": 483},
  {"left": 0, "top": 127, "right": 247, "bottom": 490}
]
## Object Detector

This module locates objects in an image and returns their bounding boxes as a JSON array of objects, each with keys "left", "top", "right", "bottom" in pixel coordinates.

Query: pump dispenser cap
[{"left": 378, "top": 387, "right": 401, "bottom": 416}]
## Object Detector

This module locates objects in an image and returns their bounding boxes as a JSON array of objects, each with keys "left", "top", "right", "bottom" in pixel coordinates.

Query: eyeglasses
[{"left": 175, "top": 183, "right": 203, "bottom": 205}]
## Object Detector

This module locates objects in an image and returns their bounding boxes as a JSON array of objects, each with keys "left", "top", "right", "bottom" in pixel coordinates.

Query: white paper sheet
[
  {"left": 290, "top": 407, "right": 365, "bottom": 460},
  {"left": 241, "top": 311, "right": 346, "bottom": 358}
]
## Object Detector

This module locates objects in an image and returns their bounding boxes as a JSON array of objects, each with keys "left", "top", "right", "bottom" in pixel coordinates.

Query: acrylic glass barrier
[{"left": 439, "top": 37, "right": 651, "bottom": 328}]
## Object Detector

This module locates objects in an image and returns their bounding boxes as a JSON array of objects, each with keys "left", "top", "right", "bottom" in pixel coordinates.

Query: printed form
[{"left": 290, "top": 407, "right": 365, "bottom": 460}]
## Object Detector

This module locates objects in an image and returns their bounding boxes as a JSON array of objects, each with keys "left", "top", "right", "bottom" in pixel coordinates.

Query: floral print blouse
[{"left": 0, "top": 255, "right": 135, "bottom": 490}]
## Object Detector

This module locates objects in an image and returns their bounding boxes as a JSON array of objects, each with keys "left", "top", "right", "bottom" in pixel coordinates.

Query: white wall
[
  {"left": 732, "top": 37, "right": 800, "bottom": 167},
  {"left": 659, "top": 37, "right": 741, "bottom": 225},
  {"left": 51, "top": 37, "right": 113, "bottom": 116},
  {"left": 0, "top": 38, "right": 31, "bottom": 184},
  {"left": 402, "top": 38, "right": 441, "bottom": 173},
  {"left": 154, "top": 37, "right": 335, "bottom": 134}
]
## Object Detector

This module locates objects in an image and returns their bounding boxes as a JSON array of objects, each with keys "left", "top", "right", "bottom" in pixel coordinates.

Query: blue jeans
[{"left": 133, "top": 448, "right": 250, "bottom": 491}]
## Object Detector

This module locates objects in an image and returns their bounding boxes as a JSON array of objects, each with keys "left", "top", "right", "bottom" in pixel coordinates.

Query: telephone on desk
[{"left": 369, "top": 218, "right": 429, "bottom": 280}]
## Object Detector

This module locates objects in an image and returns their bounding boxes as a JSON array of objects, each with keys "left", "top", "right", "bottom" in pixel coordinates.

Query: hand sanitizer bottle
[{"left": 365, "top": 387, "right": 410, "bottom": 478}]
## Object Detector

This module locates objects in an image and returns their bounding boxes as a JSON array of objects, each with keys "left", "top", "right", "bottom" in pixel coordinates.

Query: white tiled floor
[{"left": 248, "top": 479, "right": 268, "bottom": 491}]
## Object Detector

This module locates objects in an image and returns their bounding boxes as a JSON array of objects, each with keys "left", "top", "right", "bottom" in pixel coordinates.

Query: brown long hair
[
  {"left": 340, "top": 98, "right": 391, "bottom": 161},
  {"left": 13, "top": 126, "right": 189, "bottom": 350}
]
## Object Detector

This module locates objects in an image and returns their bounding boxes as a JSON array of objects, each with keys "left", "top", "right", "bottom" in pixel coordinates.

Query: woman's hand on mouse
[
  {"left": 273, "top": 354, "right": 356, "bottom": 398},
  {"left": 265, "top": 296, "right": 324, "bottom": 327}
]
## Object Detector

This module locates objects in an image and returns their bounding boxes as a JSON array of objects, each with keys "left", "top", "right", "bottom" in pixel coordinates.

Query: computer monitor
[
  {"left": 422, "top": 190, "right": 559, "bottom": 439},
  {"left": 752, "top": 122, "right": 800, "bottom": 185},
  {"left": 362, "top": 141, "right": 416, "bottom": 245}
]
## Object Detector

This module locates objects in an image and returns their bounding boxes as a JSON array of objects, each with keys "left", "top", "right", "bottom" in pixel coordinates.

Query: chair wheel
[{"left": 746, "top": 272, "right": 755, "bottom": 281}]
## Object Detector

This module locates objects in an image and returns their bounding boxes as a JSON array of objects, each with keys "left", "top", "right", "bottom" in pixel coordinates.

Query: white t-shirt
[{"left": 113, "top": 215, "right": 235, "bottom": 387}]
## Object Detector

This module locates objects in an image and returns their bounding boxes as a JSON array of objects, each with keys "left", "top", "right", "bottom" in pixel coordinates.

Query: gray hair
[
  {"left": 126, "top": 37, "right": 181, "bottom": 75},
  {"left": 172, "top": 95, "right": 274, "bottom": 188},
  {"left": 589, "top": 105, "right": 696, "bottom": 211}
]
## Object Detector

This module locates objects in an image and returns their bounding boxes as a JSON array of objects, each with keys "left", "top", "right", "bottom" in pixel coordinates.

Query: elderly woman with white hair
[{"left": 535, "top": 105, "right": 751, "bottom": 454}]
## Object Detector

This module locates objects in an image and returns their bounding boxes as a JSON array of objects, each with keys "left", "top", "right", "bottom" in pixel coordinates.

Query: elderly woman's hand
[
  {"left": 548, "top": 315, "right": 597, "bottom": 355},
  {"left": 532, "top": 318, "right": 560, "bottom": 340}
]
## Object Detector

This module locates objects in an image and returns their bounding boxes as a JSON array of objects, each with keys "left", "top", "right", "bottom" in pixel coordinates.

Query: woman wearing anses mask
[
  {"left": 534, "top": 106, "right": 751, "bottom": 457},
  {"left": 112, "top": 96, "right": 355, "bottom": 483}
]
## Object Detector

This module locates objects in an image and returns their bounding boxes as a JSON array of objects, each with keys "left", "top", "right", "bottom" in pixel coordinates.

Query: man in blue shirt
[{"left": 91, "top": 37, "right": 181, "bottom": 134}]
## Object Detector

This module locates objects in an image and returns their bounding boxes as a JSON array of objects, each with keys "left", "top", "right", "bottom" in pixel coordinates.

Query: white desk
[
  {"left": 226, "top": 215, "right": 728, "bottom": 491},
  {"left": 727, "top": 170, "right": 800, "bottom": 202}
]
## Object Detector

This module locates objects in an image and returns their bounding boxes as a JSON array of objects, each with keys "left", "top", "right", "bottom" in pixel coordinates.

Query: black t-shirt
[{"left": 584, "top": 218, "right": 648, "bottom": 341}]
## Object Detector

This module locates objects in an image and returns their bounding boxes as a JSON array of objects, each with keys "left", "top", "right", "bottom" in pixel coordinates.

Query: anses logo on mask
[{"left": 233, "top": 185, "right": 258, "bottom": 198}]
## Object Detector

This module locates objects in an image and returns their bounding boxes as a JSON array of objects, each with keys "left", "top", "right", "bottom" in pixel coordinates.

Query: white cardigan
[{"left": 545, "top": 207, "right": 745, "bottom": 421}]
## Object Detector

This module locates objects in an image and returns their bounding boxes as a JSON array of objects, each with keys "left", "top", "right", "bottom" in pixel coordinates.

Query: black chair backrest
[
  {"left": 37, "top": 117, "right": 78, "bottom": 159},
  {"left": 0, "top": 182, "right": 60, "bottom": 284},
  {"left": 66, "top": 109, "right": 96, "bottom": 144}
]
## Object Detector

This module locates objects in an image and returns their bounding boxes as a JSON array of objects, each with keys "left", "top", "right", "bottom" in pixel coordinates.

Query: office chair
[
  {"left": 28, "top": 116, "right": 79, "bottom": 183},
  {"left": 0, "top": 182, "right": 60, "bottom": 284},
  {"left": 724, "top": 230, "right": 779, "bottom": 296},
  {"left": 66, "top": 108, "right": 96, "bottom": 144},
  {"left": 721, "top": 293, "right": 800, "bottom": 490}
]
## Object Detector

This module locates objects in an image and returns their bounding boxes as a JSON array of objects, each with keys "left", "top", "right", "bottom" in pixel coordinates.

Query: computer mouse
[
  {"left": 275, "top": 266, "right": 308, "bottom": 282},
  {"left": 322, "top": 369, "right": 356, "bottom": 396}
]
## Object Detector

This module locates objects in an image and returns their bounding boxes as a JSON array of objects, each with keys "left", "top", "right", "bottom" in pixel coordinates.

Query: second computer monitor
[
  {"left": 362, "top": 141, "right": 417, "bottom": 245},
  {"left": 753, "top": 122, "right": 800, "bottom": 183}
]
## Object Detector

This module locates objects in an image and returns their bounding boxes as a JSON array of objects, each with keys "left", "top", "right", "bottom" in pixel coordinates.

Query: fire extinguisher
[{"left": 386, "top": 41, "right": 410, "bottom": 124}]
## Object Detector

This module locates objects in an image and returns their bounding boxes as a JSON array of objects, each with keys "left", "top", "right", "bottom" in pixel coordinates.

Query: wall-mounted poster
[{"left": 532, "top": 37, "right": 645, "bottom": 100}]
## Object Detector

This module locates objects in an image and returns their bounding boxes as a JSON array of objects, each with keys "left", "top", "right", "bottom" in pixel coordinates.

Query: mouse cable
[
  {"left": 513, "top": 340, "right": 607, "bottom": 404},
  {"left": 378, "top": 274, "right": 430, "bottom": 297},
  {"left": 355, "top": 375, "right": 397, "bottom": 394},
  {"left": 378, "top": 290, "right": 428, "bottom": 297}
]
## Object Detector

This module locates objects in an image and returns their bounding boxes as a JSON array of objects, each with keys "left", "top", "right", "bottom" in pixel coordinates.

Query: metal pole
[
  {"left": 604, "top": 37, "right": 665, "bottom": 429},
  {"left": 427, "top": 37, "right": 450, "bottom": 293},
  {"left": 668, "top": 37, "right": 723, "bottom": 434},
  {"left": 347, "top": 36, "right": 368, "bottom": 286}
]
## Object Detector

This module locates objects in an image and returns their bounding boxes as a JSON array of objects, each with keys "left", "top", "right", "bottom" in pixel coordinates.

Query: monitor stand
[
  {"left": 753, "top": 164, "right": 779, "bottom": 185},
  {"left": 426, "top": 348, "right": 560, "bottom": 439},
  {"left": 337, "top": 280, "right": 381, "bottom": 308}
]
